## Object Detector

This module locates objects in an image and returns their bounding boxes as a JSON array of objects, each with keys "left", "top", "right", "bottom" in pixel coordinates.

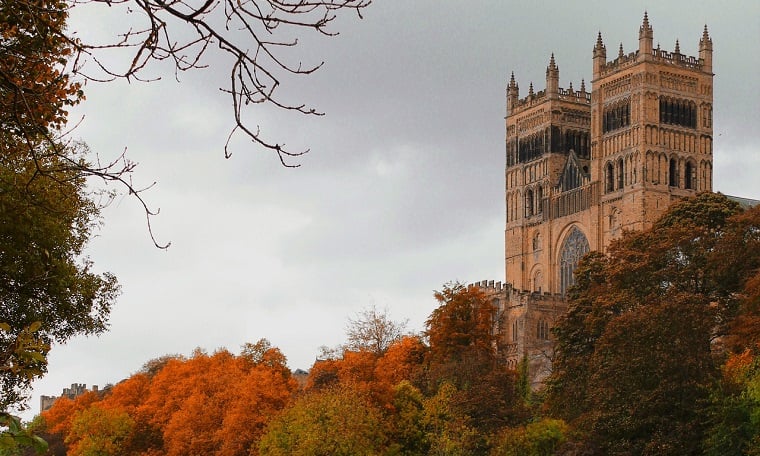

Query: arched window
[
  {"left": 537, "top": 319, "right": 549, "bottom": 340},
  {"left": 533, "top": 270, "right": 543, "bottom": 293},
  {"left": 669, "top": 158, "right": 679, "bottom": 187},
  {"left": 605, "top": 162, "right": 614, "bottom": 193},
  {"left": 685, "top": 161, "right": 696, "bottom": 190},
  {"left": 532, "top": 232, "right": 542, "bottom": 251},
  {"left": 536, "top": 186, "right": 543, "bottom": 214},
  {"left": 512, "top": 320, "right": 518, "bottom": 342},
  {"left": 616, "top": 159, "right": 624, "bottom": 189},
  {"left": 525, "top": 189, "right": 534, "bottom": 217},
  {"left": 560, "top": 226, "right": 590, "bottom": 295}
]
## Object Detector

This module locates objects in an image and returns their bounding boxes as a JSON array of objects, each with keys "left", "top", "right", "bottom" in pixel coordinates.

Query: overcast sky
[{"left": 24, "top": 1, "right": 760, "bottom": 417}]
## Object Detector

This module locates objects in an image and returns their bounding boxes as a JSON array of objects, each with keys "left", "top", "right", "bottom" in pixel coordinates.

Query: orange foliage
[
  {"left": 40, "top": 343, "right": 299, "bottom": 456},
  {"left": 375, "top": 336, "right": 426, "bottom": 387},
  {"left": 41, "top": 390, "right": 102, "bottom": 438},
  {"left": 306, "top": 337, "right": 428, "bottom": 412},
  {"left": 723, "top": 349, "right": 756, "bottom": 382}
]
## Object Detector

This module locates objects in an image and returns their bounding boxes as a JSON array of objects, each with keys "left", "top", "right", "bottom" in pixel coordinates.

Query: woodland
[
  {"left": 14, "top": 192, "right": 760, "bottom": 455},
  {"left": 3, "top": 0, "right": 760, "bottom": 455}
]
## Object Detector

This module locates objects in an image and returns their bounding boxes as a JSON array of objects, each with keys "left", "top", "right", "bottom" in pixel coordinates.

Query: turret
[
  {"left": 699, "top": 24, "right": 713, "bottom": 73},
  {"left": 507, "top": 72, "right": 519, "bottom": 113},
  {"left": 546, "top": 54, "right": 559, "bottom": 99},
  {"left": 592, "top": 32, "right": 606, "bottom": 79},
  {"left": 638, "top": 11, "right": 653, "bottom": 60}
]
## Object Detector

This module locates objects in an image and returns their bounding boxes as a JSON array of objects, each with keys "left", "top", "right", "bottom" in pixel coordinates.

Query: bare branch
[
  {"left": 3, "top": 0, "right": 369, "bottom": 247},
  {"left": 64, "top": 0, "right": 371, "bottom": 162}
]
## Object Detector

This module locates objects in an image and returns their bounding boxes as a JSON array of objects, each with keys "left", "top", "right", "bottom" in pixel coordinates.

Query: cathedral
[{"left": 478, "top": 14, "right": 715, "bottom": 386}]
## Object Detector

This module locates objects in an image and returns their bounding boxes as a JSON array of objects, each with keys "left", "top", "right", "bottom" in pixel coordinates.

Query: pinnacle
[
  {"left": 580, "top": 79, "right": 586, "bottom": 92},
  {"left": 674, "top": 39, "right": 680, "bottom": 54},
  {"left": 547, "top": 53, "right": 558, "bottom": 74},
  {"left": 701, "top": 24, "right": 711, "bottom": 42},
  {"left": 595, "top": 31, "right": 604, "bottom": 49},
  {"left": 618, "top": 42, "right": 624, "bottom": 57}
]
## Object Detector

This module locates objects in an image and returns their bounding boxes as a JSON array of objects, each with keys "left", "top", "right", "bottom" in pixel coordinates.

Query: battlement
[
  {"left": 651, "top": 47, "right": 702, "bottom": 69},
  {"left": 511, "top": 85, "right": 590, "bottom": 115},
  {"left": 470, "top": 280, "right": 565, "bottom": 302},
  {"left": 41, "top": 383, "right": 101, "bottom": 413},
  {"left": 469, "top": 279, "right": 506, "bottom": 291},
  {"left": 599, "top": 48, "right": 703, "bottom": 77},
  {"left": 600, "top": 50, "right": 640, "bottom": 76}
]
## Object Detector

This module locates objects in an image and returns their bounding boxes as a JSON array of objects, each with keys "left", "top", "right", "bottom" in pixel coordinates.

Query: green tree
[
  {"left": 259, "top": 385, "right": 387, "bottom": 456},
  {"left": 1, "top": 0, "right": 119, "bottom": 417},
  {"left": 704, "top": 351, "right": 760, "bottom": 456},
  {"left": 421, "top": 382, "right": 483, "bottom": 456},
  {"left": 387, "top": 381, "right": 429, "bottom": 456},
  {"left": 65, "top": 406, "right": 134, "bottom": 456},
  {"left": 490, "top": 418, "right": 569, "bottom": 456},
  {"left": 0, "top": 141, "right": 119, "bottom": 411}
]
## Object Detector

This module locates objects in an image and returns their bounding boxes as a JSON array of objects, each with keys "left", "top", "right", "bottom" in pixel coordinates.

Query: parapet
[
  {"left": 599, "top": 47, "right": 703, "bottom": 78},
  {"left": 511, "top": 85, "right": 590, "bottom": 116}
]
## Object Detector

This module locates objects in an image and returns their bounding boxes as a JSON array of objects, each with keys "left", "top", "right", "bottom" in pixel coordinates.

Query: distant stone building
[
  {"left": 40, "top": 383, "right": 100, "bottom": 413},
  {"left": 482, "top": 14, "right": 717, "bottom": 387}
]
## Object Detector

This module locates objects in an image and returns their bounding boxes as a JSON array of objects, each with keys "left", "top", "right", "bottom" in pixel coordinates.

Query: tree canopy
[
  {"left": 1, "top": 0, "right": 119, "bottom": 415},
  {"left": 547, "top": 192, "right": 760, "bottom": 455}
]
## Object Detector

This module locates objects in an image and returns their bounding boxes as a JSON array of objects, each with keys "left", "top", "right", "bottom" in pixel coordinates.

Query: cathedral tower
[
  {"left": 496, "top": 14, "right": 714, "bottom": 386},
  {"left": 590, "top": 13, "right": 714, "bottom": 251}
]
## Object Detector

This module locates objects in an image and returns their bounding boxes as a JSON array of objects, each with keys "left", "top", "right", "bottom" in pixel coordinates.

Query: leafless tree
[
  {"left": 344, "top": 305, "right": 408, "bottom": 355},
  {"left": 65, "top": 0, "right": 371, "bottom": 165},
  {"left": 3, "top": 0, "right": 371, "bottom": 247}
]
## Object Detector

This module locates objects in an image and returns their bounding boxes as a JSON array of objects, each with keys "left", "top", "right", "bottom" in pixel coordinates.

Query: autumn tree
[
  {"left": 426, "top": 283, "right": 498, "bottom": 365},
  {"left": 424, "top": 283, "right": 525, "bottom": 434},
  {"left": 546, "top": 193, "right": 756, "bottom": 454},
  {"left": 36, "top": 342, "right": 297, "bottom": 456},
  {"left": 1, "top": 0, "right": 120, "bottom": 416},
  {"left": 704, "top": 350, "right": 760, "bottom": 455}
]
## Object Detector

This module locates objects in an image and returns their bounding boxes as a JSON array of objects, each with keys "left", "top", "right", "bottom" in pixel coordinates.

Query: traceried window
[{"left": 559, "top": 226, "right": 590, "bottom": 295}]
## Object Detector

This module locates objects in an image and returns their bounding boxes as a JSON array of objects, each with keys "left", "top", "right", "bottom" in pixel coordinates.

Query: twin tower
[{"left": 486, "top": 14, "right": 714, "bottom": 386}]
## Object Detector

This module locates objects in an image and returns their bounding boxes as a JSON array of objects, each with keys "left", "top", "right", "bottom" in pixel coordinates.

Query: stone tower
[{"left": 485, "top": 14, "right": 714, "bottom": 386}]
